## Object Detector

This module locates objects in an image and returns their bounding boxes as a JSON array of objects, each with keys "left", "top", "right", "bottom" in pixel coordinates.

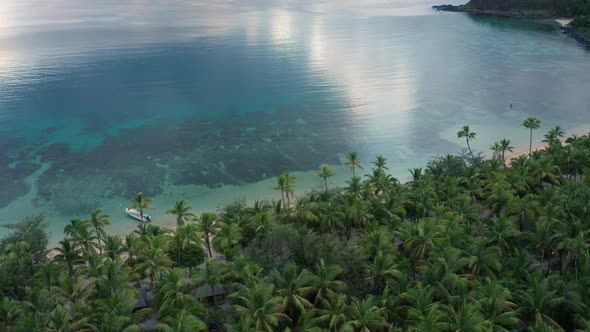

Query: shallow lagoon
[{"left": 1, "top": 0, "right": 590, "bottom": 242}]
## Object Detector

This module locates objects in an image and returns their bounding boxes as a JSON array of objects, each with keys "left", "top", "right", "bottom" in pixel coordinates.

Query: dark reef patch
[
  {"left": 0, "top": 181, "right": 29, "bottom": 208},
  {"left": 35, "top": 104, "right": 352, "bottom": 214}
]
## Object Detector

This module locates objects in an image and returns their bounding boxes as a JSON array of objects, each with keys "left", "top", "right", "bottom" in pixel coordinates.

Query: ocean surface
[{"left": 1, "top": 0, "right": 589, "bottom": 242}]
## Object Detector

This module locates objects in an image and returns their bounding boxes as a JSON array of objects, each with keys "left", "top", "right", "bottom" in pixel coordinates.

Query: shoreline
[
  {"left": 505, "top": 125, "right": 590, "bottom": 160},
  {"left": 432, "top": 5, "right": 590, "bottom": 46}
]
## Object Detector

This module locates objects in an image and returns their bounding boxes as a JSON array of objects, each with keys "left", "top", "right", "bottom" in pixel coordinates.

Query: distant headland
[{"left": 433, "top": 0, "right": 590, "bottom": 46}]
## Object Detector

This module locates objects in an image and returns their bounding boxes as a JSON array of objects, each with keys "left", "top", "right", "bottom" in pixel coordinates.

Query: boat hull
[{"left": 125, "top": 208, "right": 152, "bottom": 223}]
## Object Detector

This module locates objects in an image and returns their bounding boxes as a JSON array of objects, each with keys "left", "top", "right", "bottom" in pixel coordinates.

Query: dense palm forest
[{"left": 2, "top": 118, "right": 590, "bottom": 331}]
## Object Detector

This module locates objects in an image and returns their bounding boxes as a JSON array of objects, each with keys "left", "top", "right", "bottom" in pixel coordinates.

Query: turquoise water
[{"left": 1, "top": 0, "right": 590, "bottom": 242}]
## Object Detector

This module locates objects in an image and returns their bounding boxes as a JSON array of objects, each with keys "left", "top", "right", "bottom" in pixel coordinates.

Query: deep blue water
[{"left": 1, "top": 0, "right": 589, "bottom": 238}]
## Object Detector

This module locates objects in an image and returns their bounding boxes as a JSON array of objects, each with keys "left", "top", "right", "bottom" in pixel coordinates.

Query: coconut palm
[
  {"left": 485, "top": 215, "right": 520, "bottom": 254},
  {"left": 475, "top": 280, "right": 520, "bottom": 331},
  {"left": 122, "top": 234, "right": 141, "bottom": 266},
  {"left": 53, "top": 239, "right": 83, "bottom": 279},
  {"left": 543, "top": 125, "right": 565, "bottom": 146},
  {"left": 345, "top": 297, "right": 389, "bottom": 331},
  {"left": 557, "top": 230, "right": 590, "bottom": 282},
  {"left": 314, "top": 293, "right": 348, "bottom": 332},
  {"left": 317, "top": 165, "right": 334, "bottom": 191},
  {"left": 212, "top": 222, "right": 242, "bottom": 258},
  {"left": 401, "top": 219, "right": 445, "bottom": 262},
  {"left": 372, "top": 155, "right": 388, "bottom": 171},
  {"left": 466, "top": 239, "right": 502, "bottom": 278},
  {"left": 196, "top": 259, "right": 225, "bottom": 306},
  {"left": 34, "top": 261, "right": 63, "bottom": 292},
  {"left": 92, "top": 289, "right": 144, "bottom": 332},
  {"left": 516, "top": 277, "right": 564, "bottom": 328},
  {"left": 230, "top": 282, "right": 288, "bottom": 332},
  {"left": 270, "top": 263, "right": 315, "bottom": 322},
  {"left": 0, "top": 297, "right": 19, "bottom": 332},
  {"left": 406, "top": 302, "right": 447, "bottom": 332},
  {"left": 166, "top": 200, "right": 195, "bottom": 227},
  {"left": 485, "top": 182, "right": 515, "bottom": 216},
  {"left": 505, "top": 194, "right": 539, "bottom": 231},
  {"left": 311, "top": 259, "right": 346, "bottom": 304},
  {"left": 365, "top": 251, "right": 401, "bottom": 292},
  {"left": 88, "top": 209, "right": 111, "bottom": 255},
  {"left": 491, "top": 139, "right": 515, "bottom": 165},
  {"left": 443, "top": 301, "right": 489, "bottom": 332},
  {"left": 457, "top": 125, "right": 477, "bottom": 162},
  {"left": 274, "top": 172, "right": 297, "bottom": 208},
  {"left": 158, "top": 309, "right": 207, "bottom": 332},
  {"left": 103, "top": 234, "right": 123, "bottom": 261},
  {"left": 135, "top": 248, "right": 174, "bottom": 289},
  {"left": 345, "top": 152, "right": 364, "bottom": 177},
  {"left": 196, "top": 212, "right": 218, "bottom": 258},
  {"left": 523, "top": 117, "right": 541, "bottom": 156},
  {"left": 131, "top": 192, "right": 154, "bottom": 223}
]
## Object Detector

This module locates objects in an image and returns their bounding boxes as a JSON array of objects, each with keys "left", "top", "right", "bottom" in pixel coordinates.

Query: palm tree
[
  {"left": 345, "top": 152, "right": 364, "bottom": 177},
  {"left": 230, "top": 282, "right": 288, "bottom": 332},
  {"left": 406, "top": 302, "right": 447, "bottom": 332},
  {"left": 505, "top": 194, "right": 539, "bottom": 231},
  {"left": 34, "top": 261, "right": 63, "bottom": 292},
  {"left": 88, "top": 209, "right": 111, "bottom": 255},
  {"left": 314, "top": 293, "right": 348, "bottom": 332},
  {"left": 103, "top": 234, "right": 123, "bottom": 261},
  {"left": 457, "top": 125, "right": 477, "bottom": 162},
  {"left": 122, "top": 234, "right": 141, "bottom": 266},
  {"left": 499, "top": 138, "right": 515, "bottom": 162},
  {"left": 0, "top": 297, "right": 19, "bottom": 332},
  {"left": 557, "top": 230, "right": 589, "bottom": 282},
  {"left": 485, "top": 215, "right": 520, "bottom": 254},
  {"left": 346, "top": 198, "right": 372, "bottom": 232},
  {"left": 46, "top": 304, "right": 91, "bottom": 332},
  {"left": 523, "top": 117, "right": 541, "bottom": 156},
  {"left": 485, "top": 182, "right": 515, "bottom": 216},
  {"left": 196, "top": 212, "right": 218, "bottom": 258},
  {"left": 317, "top": 165, "right": 334, "bottom": 191},
  {"left": 196, "top": 259, "right": 225, "bottom": 306},
  {"left": 443, "top": 301, "right": 488, "bottom": 332},
  {"left": 466, "top": 239, "right": 502, "bottom": 278},
  {"left": 490, "top": 142, "right": 503, "bottom": 161},
  {"left": 372, "top": 155, "right": 388, "bottom": 171},
  {"left": 273, "top": 174, "right": 287, "bottom": 208},
  {"left": 284, "top": 172, "right": 297, "bottom": 208},
  {"left": 274, "top": 172, "right": 297, "bottom": 208},
  {"left": 543, "top": 125, "right": 565, "bottom": 146},
  {"left": 491, "top": 139, "right": 515, "bottom": 165},
  {"left": 317, "top": 202, "right": 344, "bottom": 235},
  {"left": 166, "top": 200, "right": 195, "bottom": 227},
  {"left": 157, "top": 269, "right": 200, "bottom": 316},
  {"left": 475, "top": 280, "right": 520, "bottom": 331},
  {"left": 135, "top": 248, "right": 174, "bottom": 289},
  {"left": 212, "top": 223, "right": 242, "bottom": 258},
  {"left": 516, "top": 276, "right": 564, "bottom": 328},
  {"left": 159, "top": 293, "right": 205, "bottom": 328},
  {"left": 366, "top": 251, "right": 401, "bottom": 292},
  {"left": 158, "top": 309, "right": 207, "bottom": 332},
  {"left": 311, "top": 259, "right": 346, "bottom": 304},
  {"left": 401, "top": 219, "right": 444, "bottom": 262},
  {"left": 53, "top": 239, "right": 83, "bottom": 279},
  {"left": 92, "top": 289, "right": 145, "bottom": 332},
  {"left": 345, "top": 297, "right": 389, "bottom": 331},
  {"left": 131, "top": 192, "right": 154, "bottom": 223},
  {"left": 270, "top": 263, "right": 315, "bottom": 322}
]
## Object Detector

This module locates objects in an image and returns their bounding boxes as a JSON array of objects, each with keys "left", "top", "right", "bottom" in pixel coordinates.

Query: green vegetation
[
  {"left": 463, "top": 0, "right": 590, "bottom": 30},
  {"left": 2, "top": 122, "right": 590, "bottom": 331},
  {"left": 464, "top": 0, "right": 590, "bottom": 16}
]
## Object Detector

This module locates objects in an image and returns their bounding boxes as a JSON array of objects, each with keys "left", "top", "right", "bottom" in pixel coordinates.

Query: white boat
[{"left": 125, "top": 208, "right": 152, "bottom": 223}]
